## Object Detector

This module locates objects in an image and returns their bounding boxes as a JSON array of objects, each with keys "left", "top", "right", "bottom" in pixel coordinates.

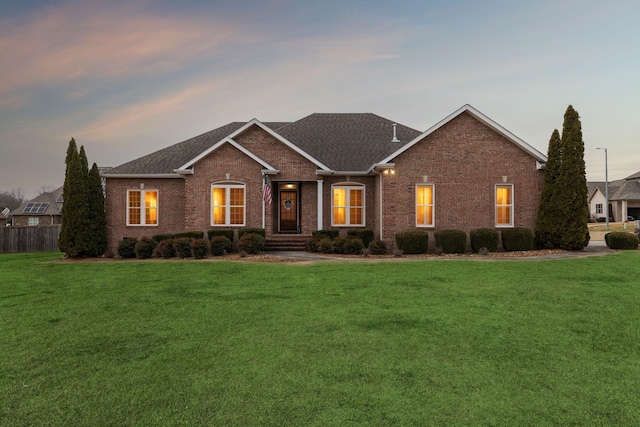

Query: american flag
[{"left": 263, "top": 176, "right": 273, "bottom": 205}]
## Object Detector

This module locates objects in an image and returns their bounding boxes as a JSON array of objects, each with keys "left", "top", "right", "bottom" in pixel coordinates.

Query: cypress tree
[
  {"left": 87, "top": 163, "right": 107, "bottom": 256},
  {"left": 553, "top": 105, "right": 590, "bottom": 250},
  {"left": 534, "top": 129, "right": 562, "bottom": 248},
  {"left": 79, "top": 145, "right": 89, "bottom": 182},
  {"left": 58, "top": 140, "right": 90, "bottom": 257}
]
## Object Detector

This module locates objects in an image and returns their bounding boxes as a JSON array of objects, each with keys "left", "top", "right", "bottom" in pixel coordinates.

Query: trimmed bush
[
  {"left": 152, "top": 233, "right": 174, "bottom": 243},
  {"left": 135, "top": 237, "right": 157, "bottom": 259},
  {"left": 210, "top": 235, "right": 232, "bottom": 256},
  {"left": 343, "top": 238, "right": 364, "bottom": 255},
  {"left": 306, "top": 234, "right": 324, "bottom": 253},
  {"left": 502, "top": 228, "right": 534, "bottom": 251},
  {"left": 316, "top": 237, "right": 335, "bottom": 254},
  {"left": 207, "top": 229, "right": 234, "bottom": 242},
  {"left": 154, "top": 239, "right": 176, "bottom": 259},
  {"left": 174, "top": 231, "right": 204, "bottom": 239},
  {"left": 605, "top": 232, "right": 639, "bottom": 250},
  {"left": 173, "top": 237, "right": 193, "bottom": 258},
  {"left": 333, "top": 236, "right": 348, "bottom": 254},
  {"left": 395, "top": 230, "right": 429, "bottom": 254},
  {"left": 312, "top": 230, "right": 340, "bottom": 240},
  {"left": 368, "top": 239, "right": 388, "bottom": 255},
  {"left": 347, "top": 229, "right": 374, "bottom": 248},
  {"left": 435, "top": 229, "right": 467, "bottom": 254},
  {"left": 238, "top": 233, "right": 265, "bottom": 254},
  {"left": 239, "top": 228, "right": 265, "bottom": 239},
  {"left": 470, "top": 228, "right": 499, "bottom": 253},
  {"left": 117, "top": 237, "right": 137, "bottom": 259},
  {"left": 191, "top": 238, "right": 209, "bottom": 259}
]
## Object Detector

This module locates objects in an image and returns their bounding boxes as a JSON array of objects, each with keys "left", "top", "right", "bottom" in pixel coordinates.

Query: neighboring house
[
  {"left": 0, "top": 207, "right": 9, "bottom": 226},
  {"left": 102, "top": 104, "right": 548, "bottom": 256},
  {"left": 588, "top": 171, "right": 640, "bottom": 222},
  {"left": 10, "top": 187, "right": 63, "bottom": 227}
]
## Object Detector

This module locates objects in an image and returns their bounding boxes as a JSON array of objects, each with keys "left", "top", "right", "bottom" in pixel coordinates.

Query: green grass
[{"left": 2, "top": 251, "right": 640, "bottom": 425}]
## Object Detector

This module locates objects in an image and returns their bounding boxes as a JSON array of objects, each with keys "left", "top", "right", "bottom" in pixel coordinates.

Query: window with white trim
[
  {"left": 28, "top": 217, "right": 40, "bottom": 226},
  {"left": 127, "top": 190, "right": 158, "bottom": 226},
  {"left": 332, "top": 184, "right": 365, "bottom": 226},
  {"left": 595, "top": 203, "right": 603, "bottom": 214},
  {"left": 211, "top": 183, "right": 245, "bottom": 226},
  {"left": 416, "top": 184, "right": 435, "bottom": 227},
  {"left": 495, "top": 184, "right": 513, "bottom": 227}
]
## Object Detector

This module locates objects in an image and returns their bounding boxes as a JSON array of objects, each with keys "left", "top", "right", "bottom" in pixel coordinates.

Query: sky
[{"left": 1, "top": 0, "right": 639, "bottom": 198}]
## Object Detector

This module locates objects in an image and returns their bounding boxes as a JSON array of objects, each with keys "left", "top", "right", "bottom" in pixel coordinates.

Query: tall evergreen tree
[
  {"left": 553, "top": 105, "right": 590, "bottom": 250},
  {"left": 87, "top": 163, "right": 107, "bottom": 256},
  {"left": 65, "top": 138, "right": 77, "bottom": 165},
  {"left": 79, "top": 145, "right": 89, "bottom": 182},
  {"left": 58, "top": 140, "right": 90, "bottom": 257},
  {"left": 534, "top": 129, "right": 562, "bottom": 248}
]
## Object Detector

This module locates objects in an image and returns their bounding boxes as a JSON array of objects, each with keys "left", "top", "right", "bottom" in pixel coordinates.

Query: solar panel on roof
[
  {"left": 23, "top": 202, "right": 49, "bottom": 213},
  {"left": 56, "top": 193, "right": 63, "bottom": 203}
]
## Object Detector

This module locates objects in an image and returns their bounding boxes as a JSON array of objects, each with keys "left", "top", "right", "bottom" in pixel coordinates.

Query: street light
[{"left": 596, "top": 147, "right": 609, "bottom": 231}]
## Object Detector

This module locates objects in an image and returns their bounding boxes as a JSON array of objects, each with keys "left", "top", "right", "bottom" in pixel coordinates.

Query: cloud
[{"left": 0, "top": 1, "right": 243, "bottom": 105}]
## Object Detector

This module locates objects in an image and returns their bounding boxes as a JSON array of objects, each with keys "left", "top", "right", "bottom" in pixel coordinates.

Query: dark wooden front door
[{"left": 279, "top": 186, "right": 299, "bottom": 232}]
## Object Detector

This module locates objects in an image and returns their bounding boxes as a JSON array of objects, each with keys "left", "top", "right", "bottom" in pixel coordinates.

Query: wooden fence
[{"left": 0, "top": 225, "right": 61, "bottom": 253}]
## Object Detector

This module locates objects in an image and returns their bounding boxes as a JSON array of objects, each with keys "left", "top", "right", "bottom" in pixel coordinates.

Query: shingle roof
[
  {"left": 610, "top": 178, "right": 640, "bottom": 200},
  {"left": 11, "top": 186, "right": 63, "bottom": 216},
  {"left": 624, "top": 170, "right": 640, "bottom": 180},
  {"left": 276, "top": 113, "right": 421, "bottom": 171}
]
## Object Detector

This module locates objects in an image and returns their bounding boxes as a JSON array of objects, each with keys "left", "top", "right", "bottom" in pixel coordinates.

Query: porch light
[{"left": 383, "top": 168, "right": 395, "bottom": 176}]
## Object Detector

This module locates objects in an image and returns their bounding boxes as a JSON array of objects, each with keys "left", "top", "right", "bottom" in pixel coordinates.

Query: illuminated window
[
  {"left": 211, "top": 183, "right": 245, "bottom": 226},
  {"left": 332, "top": 184, "right": 365, "bottom": 226},
  {"left": 416, "top": 184, "right": 435, "bottom": 227},
  {"left": 127, "top": 190, "right": 158, "bottom": 226},
  {"left": 495, "top": 184, "right": 513, "bottom": 227}
]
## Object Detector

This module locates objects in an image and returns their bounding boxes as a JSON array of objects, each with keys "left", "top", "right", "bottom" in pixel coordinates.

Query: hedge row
[
  {"left": 308, "top": 229, "right": 386, "bottom": 255},
  {"left": 394, "top": 228, "right": 534, "bottom": 254}
]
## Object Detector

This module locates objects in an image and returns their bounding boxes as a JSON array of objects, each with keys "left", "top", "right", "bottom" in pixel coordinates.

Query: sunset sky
[{"left": 2, "top": 0, "right": 639, "bottom": 197}]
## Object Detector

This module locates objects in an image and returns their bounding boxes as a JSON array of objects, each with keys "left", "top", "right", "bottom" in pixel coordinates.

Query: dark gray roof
[
  {"left": 610, "top": 178, "right": 640, "bottom": 200},
  {"left": 624, "top": 170, "right": 640, "bottom": 180},
  {"left": 11, "top": 186, "right": 63, "bottom": 216},
  {"left": 587, "top": 182, "right": 606, "bottom": 198},
  {"left": 277, "top": 113, "right": 421, "bottom": 171}
]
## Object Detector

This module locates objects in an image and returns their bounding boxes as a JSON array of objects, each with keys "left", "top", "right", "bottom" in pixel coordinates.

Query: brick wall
[
  {"left": 380, "top": 112, "right": 544, "bottom": 247},
  {"left": 11, "top": 215, "right": 61, "bottom": 227},
  {"left": 104, "top": 178, "right": 185, "bottom": 256}
]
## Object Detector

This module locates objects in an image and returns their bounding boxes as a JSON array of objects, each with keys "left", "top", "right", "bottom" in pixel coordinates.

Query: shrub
[
  {"left": 135, "top": 237, "right": 157, "bottom": 259},
  {"left": 239, "top": 228, "right": 265, "bottom": 239},
  {"left": 238, "top": 233, "right": 265, "bottom": 254},
  {"left": 596, "top": 217, "right": 607, "bottom": 223},
  {"left": 435, "top": 229, "right": 467, "bottom": 254},
  {"left": 470, "top": 228, "right": 499, "bottom": 253},
  {"left": 306, "top": 234, "right": 324, "bottom": 253},
  {"left": 333, "top": 236, "right": 348, "bottom": 254},
  {"left": 343, "top": 238, "right": 364, "bottom": 255},
  {"left": 395, "top": 230, "right": 429, "bottom": 254},
  {"left": 173, "top": 237, "right": 193, "bottom": 258},
  {"left": 174, "top": 231, "right": 204, "bottom": 239},
  {"left": 605, "top": 232, "right": 639, "bottom": 250},
  {"left": 152, "top": 233, "right": 174, "bottom": 243},
  {"left": 312, "top": 230, "right": 339, "bottom": 240},
  {"left": 191, "top": 238, "right": 209, "bottom": 259},
  {"left": 502, "top": 228, "right": 534, "bottom": 251},
  {"left": 117, "top": 237, "right": 137, "bottom": 259},
  {"left": 368, "top": 239, "right": 388, "bottom": 255},
  {"left": 210, "top": 235, "right": 232, "bottom": 256},
  {"left": 347, "top": 229, "right": 374, "bottom": 248},
  {"left": 316, "top": 237, "right": 335, "bottom": 254},
  {"left": 154, "top": 239, "right": 176, "bottom": 259},
  {"left": 207, "top": 229, "right": 234, "bottom": 242}
]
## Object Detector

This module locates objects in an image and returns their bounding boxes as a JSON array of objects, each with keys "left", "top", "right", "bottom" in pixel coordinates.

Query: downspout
[{"left": 372, "top": 169, "right": 383, "bottom": 241}]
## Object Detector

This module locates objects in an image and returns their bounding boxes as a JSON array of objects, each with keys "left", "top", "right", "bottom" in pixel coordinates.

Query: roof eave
[{"left": 102, "top": 173, "right": 182, "bottom": 179}]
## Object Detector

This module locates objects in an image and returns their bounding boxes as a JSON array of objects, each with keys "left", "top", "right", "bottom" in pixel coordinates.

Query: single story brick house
[
  {"left": 10, "top": 187, "right": 63, "bottom": 227},
  {"left": 102, "top": 104, "right": 547, "bottom": 256}
]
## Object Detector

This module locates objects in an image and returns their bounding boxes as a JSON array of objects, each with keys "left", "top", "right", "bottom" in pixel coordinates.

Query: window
[
  {"left": 416, "top": 184, "right": 435, "bottom": 227},
  {"left": 211, "top": 183, "right": 245, "bottom": 226},
  {"left": 28, "top": 217, "right": 40, "bottom": 226},
  {"left": 332, "top": 184, "right": 365, "bottom": 226},
  {"left": 495, "top": 184, "right": 513, "bottom": 227},
  {"left": 127, "top": 190, "right": 158, "bottom": 226},
  {"left": 596, "top": 203, "right": 603, "bottom": 214}
]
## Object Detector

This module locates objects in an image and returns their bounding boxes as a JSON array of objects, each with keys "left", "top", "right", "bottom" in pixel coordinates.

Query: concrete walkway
[{"left": 265, "top": 240, "right": 618, "bottom": 262}]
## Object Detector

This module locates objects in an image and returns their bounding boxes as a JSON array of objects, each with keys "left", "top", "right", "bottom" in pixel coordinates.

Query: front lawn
[{"left": 1, "top": 252, "right": 640, "bottom": 425}]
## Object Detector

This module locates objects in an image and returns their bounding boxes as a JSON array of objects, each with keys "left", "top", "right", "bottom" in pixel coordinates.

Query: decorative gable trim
[
  {"left": 175, "top": 136, "right": 277, "bottom": 173},
  {"left": 378, "top": 104, "right": 548, "bottom": 165},
  {"left": 177, "top": 119, "right": 331, "bottom": 172}
]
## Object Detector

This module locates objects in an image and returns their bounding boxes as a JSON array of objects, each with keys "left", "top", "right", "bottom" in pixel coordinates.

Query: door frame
[{"left": 278, "top": 182, "right": 301, "bottom": 233}]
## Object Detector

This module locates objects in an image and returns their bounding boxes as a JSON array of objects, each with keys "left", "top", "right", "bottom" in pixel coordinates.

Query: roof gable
[{"left": 379, "top": 104, "right": 547, "bottom": 165}]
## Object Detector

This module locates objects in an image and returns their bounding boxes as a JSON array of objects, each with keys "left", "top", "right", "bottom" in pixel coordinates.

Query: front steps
[{"left": 265, "top": 234, "right": 310, "bottom": 251}]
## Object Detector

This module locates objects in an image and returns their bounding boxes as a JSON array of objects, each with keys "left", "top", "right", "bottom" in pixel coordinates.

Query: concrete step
[{"left": 265, "top": 235, "right": 310, "bottom": 251}]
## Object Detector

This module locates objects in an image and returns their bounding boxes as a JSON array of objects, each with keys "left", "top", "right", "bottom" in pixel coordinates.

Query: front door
[{"left": 279, "top": 183, "right": 299, "bottom": 233}]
